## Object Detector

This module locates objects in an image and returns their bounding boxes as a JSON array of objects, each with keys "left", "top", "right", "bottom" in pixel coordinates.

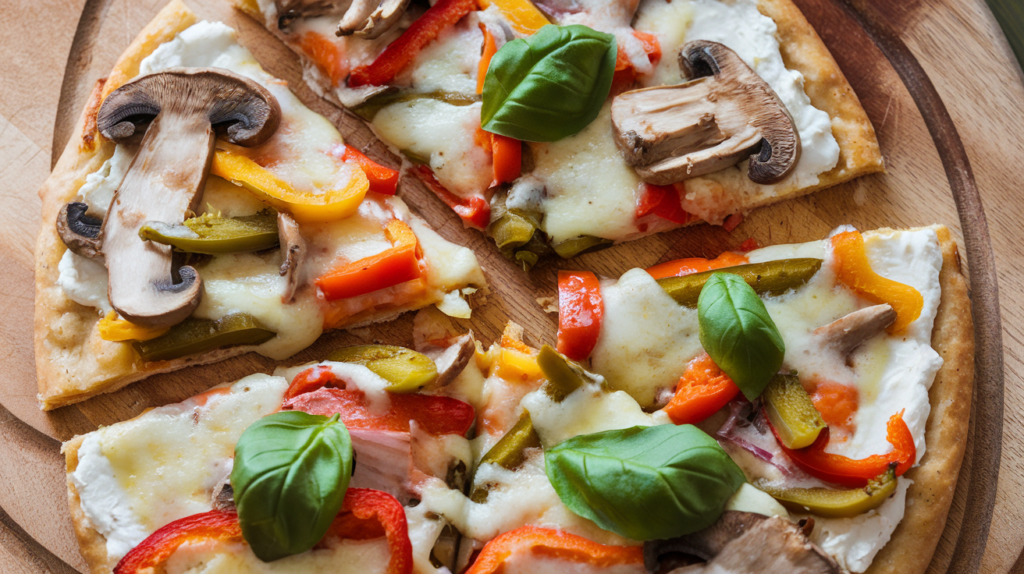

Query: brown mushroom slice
[
  {"left": 610, "top": 40, "right": 800, "bottom": 186},
  {"left": 647, "top": 513, "right": 839, "bottom": 574},
  {"left": 356, "top": 0, "right": 414, "bottom": 39},
  {"left": 96, "top": 68, "right": 281, "bottom": 328},
  {"left": 275, "top": 0, "right": 347, "bottom": 31},
  {"left": 428, "top": 332, "right": 476, "bottom": 387},
  {"left": 57, "top": 202, "right": 104, "bottom": 262},
  {"left": 337, "top": 0, "right": 381, "bottom": 35},
  {"left": 277, "top": 211, "right": 307, "bottom": 303},
  {"left": 814, "top": 304, "right": 896, "bottom": 359}
]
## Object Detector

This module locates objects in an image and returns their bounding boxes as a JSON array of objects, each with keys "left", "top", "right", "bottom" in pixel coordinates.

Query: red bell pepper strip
[
  {"left": 284, "top": 365, "right": 475, "bottom": 436},
  {"left": 348, "top": 0, "right": 477, "bottom": 87},
  {"left": 317, "top": 219, "right": 422, "bottom": 301},
  {"left": 663, "top": 353, "right": 741, "bottom": 425},
  {"left": 636, "top": 183, "right": 691, "bottom": 225},
  {"left": 465, "top": 525, "right": 644, "bottom": 574},
  {"left": 490, "top": 133, "right": 522, "bottom": 186},
  {"left": 338, "top": 145, "right": 399, "bottom": 195},
  {"left": 632, "top": 30, "right": 662, "bottom": 64},
  {"left": 771, "top": 411, "right": 916, "bottom": 488},
  {"left": 477, "top": 24, "right": 498, "bottom": 95},
  {"left": 556, "top": 270, "right": 603, "bottom": 361},
  {"left": 645, "top": 251, "right": 749, "bottom": 280},
  {"left": 738, "top": 238, "right": 763, "bottom": 252},
  {"left": 413, "top": 165, "right": 491, "bottom": 229},
  {"left": 611, "top": 31, "right": 662, "bottom": 94},
  {"left": 114, "top": 490, "right": 412, "bottom": 574}
]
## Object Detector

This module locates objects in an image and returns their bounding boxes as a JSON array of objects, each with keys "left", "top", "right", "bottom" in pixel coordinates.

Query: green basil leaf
[
  {"left": 481, "top": 24, "right": 617, "bottom": 142},
  {"left": 697, "top": 272, "right": 785, "bottom": 400},
  {"left": 231, "top": 411, "right": 353, "bottom": 562},
  {"left": 546, "top": 425, "right": 745, "bottom": 540}
]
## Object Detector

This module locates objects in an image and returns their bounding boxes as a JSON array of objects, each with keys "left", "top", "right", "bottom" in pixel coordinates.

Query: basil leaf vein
[
  {"left": 481, "top": 24, "right": 617, "bottom": 142},
  {"left": 698, "top": 272, "right": 785, "bottom": 400},
  {"left": 545, "top": 425, "right": 745, "bottom": 540},
  {"left": 231, "top": 411, "right": 353, "bottom": 562}
]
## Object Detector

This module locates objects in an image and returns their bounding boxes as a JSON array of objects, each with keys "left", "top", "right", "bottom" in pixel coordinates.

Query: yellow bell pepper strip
[
  {"left": 316, "top": 219, "right": 423, "bottom": 301},
  {"left": 465, "top": 526, "right": 643, "bottom": 574},
  {"left": 211, "top": 150, "right": 369, "bottom": 223},
  {"left": 476, "top": 0, "right": 550, "bottom": 35},
  {"left": 98, "top": 311, "right": 171, "bottom": 342},
  {"left": 348, "top": 0, "right": 478, "bottom": 87},
  {"left": 831, "top": 230, "right": 923, "bottom": 333}
]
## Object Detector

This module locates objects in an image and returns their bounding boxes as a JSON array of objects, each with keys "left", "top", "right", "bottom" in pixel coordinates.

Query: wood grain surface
[{"left": 0, "top": 0, "right": 1021, "bottom": 571}]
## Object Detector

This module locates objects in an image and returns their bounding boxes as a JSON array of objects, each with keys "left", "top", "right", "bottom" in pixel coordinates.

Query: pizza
[
  {"left": 234, "top": 0, "right": 883, "bottom": 266},
  {"left": 62, "top": 225, "right": 972, "bottom": 574},
  {"left": 35, "top": 1, "right": 486, "bottom": 410}
]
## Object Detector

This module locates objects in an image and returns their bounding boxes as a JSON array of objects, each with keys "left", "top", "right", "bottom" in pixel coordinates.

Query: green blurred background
[{"left": 988, "top": 0, "right": 1024, "bottom": 71}]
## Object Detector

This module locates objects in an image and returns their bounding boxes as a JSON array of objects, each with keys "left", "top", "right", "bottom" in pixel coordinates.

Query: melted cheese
[
  {"left": 57, "top": 251, "right": 112, "bottom": 315},
  {"left": 78, "top": 144, "right": 132, "bottom": 218},
  {"left": 531, "top": 103, "right": 642, "bottom": 244},
  {"left": 164, "top": 538, "right": 391, "bottom": 574},
  {"left": 371, "top": 99, "right": 493, "bottom": 197},
  {"left": 71, "top": 374, "right": 288, "bottom": 560},
  {"left": 521, "top": 385, "right": 669, "bottom": 447},
  {"left": 634, "top": 0, "right": 841, "bottom": 224}
]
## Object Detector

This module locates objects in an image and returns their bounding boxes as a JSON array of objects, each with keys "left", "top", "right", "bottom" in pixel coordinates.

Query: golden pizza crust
[
  {"left": 865, "top": 226, "right": 974, "bottom": 574},
  {"left": 35, "top": 0, "right": 485, "bottom": 410},
  {"left": 62, "top": 435, "right": 117, "bottom": 574}
]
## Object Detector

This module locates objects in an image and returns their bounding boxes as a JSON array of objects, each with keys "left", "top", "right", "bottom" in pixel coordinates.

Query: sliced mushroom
[
  {"left": 95, "top": 68, "right": 281, "bottom": 327},
  {"left": 278, "top": 211, "right": 307, "bottom": 303},
  {"left": 354, "top": 0, "right": 414, "bottom": 39},
  {"left": 814, "top": 304, "right": 896, "bottom": 360},
  {"left": 648, "top": 513, "right": 839, "bottom": 574},
  {"left": 428, "top": 333, "right": 476, "bottom": 387},
  {"left": 57, "top": 202, "right": 104, "bottom": 262},
  {"left": 611, "top": 40, "right": 800, "bottom": 186},
  {"left": 645, "top": 511, "right": 767, "bottom": 568},
  {"left": 211, "top": 480, "right": 236, "bottom": 512},
  {"left": 274, "top": 0, "right": 347, "bottom": 31}
]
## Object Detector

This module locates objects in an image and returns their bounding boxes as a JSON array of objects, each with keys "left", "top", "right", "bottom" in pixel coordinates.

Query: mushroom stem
[
  {"left": 813, "top": 304, "right": 896, "bottom": 359},
  {"left": 336, "top": 0, "right": 380, "bottom": 35},
  {"left": 278, "top": 211, "right": 307, "bottom": 303}
]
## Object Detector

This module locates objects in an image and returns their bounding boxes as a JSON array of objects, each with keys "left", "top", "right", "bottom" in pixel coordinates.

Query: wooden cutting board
[{"left": 0, "top": 0, "right": 1022, "bottom": 571}]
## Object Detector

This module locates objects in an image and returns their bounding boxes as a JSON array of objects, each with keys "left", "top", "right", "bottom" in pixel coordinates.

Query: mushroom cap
[
  {"left": 56, "top": 202, "right": 104, "bottom": 262},
  {"left": 97, "top": 68, "right": 281, "bottom": 147}
]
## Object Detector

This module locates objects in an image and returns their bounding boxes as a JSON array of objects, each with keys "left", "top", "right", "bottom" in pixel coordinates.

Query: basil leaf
[
  {"left": 546, "top": 425, "right": 744, "bottom": 540},
  {"left": 698, "top": 272, "right": 785, "bottom": 401},
  {"left": 481, "top": 24, "right": 617, "bottom": 142},
  {"left": 231, "top": 411, "right": 353, "bottom": 562}
]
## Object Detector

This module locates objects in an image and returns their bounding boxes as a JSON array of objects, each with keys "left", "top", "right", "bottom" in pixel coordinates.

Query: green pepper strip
[
  {"left": 139, "top": 210, "right": 279, "bottom": 255},
  {"left": 536, "top": 345, "right": 600, "bottom": 402},
  {"left": 657, "top": 258, "right": 823, "bottom": 308},
  {"left": 327, "top": 345, "right": 438, "bottom": 393},
  {"left": 755, "top": 468, "right": 897, "bottom": 518},
  {"left": 134, "top": 314, "right": 276, "bottom": 362},
  {"left": 762, "top": 374, "right": 826, "bottom": 450}
]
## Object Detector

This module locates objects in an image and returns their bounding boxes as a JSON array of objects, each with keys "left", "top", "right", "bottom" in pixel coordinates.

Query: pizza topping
[
  {"left": 277, "top": 211, "right": 307, "bottom": 303},
  {"left": 337, "top": 0, "right": 413, "bottom": 39},
  {"left": 231, "top": 411, "right": 354, "bottom": 561},
  {"left": 424, "top": 332, "right": 477, "bottom": 387},
  {"left": 762, "top": 374, "right": 826, "bottom": 449},
  {"left": 97, "top": 312, "right": 171, "bottom": 342},
  {"left": 316, "top": 219, "right": 423, "bottom": 300},
  {"left": 663, "top": 353, "right": 741, "bottom": 424},
  {"left": 327, "top": 345, "right": 439, "bottom": 392},
  {"left": 413, "top": 165, "right": 491, "bottom": 229},
  {"left": 133, "top": 313, "right": 276, "bottom": 362},
  {"left": 477, "top": 0, "right": 550, "bottom": 35},
  {"left": 56, "top": 202, "right": 104, "bottom": 261},
  {"left": 756, "top": 468, "right": 898, "bottom": 519},
  {"left": 657, "top": 257, "right": 822, "bottom": 307},
  {"left": 646, "top": 250, "right": 748, "bottom": 280},
  {"left": 480, "top": 25, "right": 618, "bottom": 142},
  {"left": 536, "top": 344, "right": 601, "bottom": 402},
  {"left": 545, "top": 424, "right": 745, "bottom": 540},
  {"left": 644, "top": 513, "right": 839, "bottom": 574},
  {"left": 814, "top": 304, "right": 897, "bottom": 359},
  {"left": 336, "top": 144, "right": 400, "bottom": 195},
  {"left": 138, "top": 210, "right": 280, "bottom": 254},
  {"left": 274, "top": 0, "right": 346, "bottom": 31},
  {"left": 464, "top": 526, "right": 643, "bottom": 574},
  {"left": 555, "top": 270, "right": 604, "bottom": 361},
  {"left": 611, "top": 40, "right": 800, "bottom": 185},
  {"left": 94, "top": 69, "right": 280, "bottom": 327}
]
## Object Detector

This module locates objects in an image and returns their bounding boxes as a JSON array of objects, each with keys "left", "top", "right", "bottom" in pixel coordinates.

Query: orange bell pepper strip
[
  {"left": 299, "top": 32, "right": 349, "bottom": 87},
  {"left": 646, "top": 251, "right": 749, "bottom": 280},
  {"left": 477, "top": 24, "right": 498, "bottom": 94},
  {"left": 283, "top": 365, "right": 476, "bottom": 436},
  {"left": 316, "top": 219, "right": 422, "bottom": 301},
  {"left": 413, "top": 165, "right": 491, "bottom": 229},
  {"left": 663, "top": 353, "right": 741, "bottom": 425},
  {"left": 476, "top": 0, "right": 550, "bottom": 35},
  {"left": 465, "top": 526, "right": 644, "bottom": 574},
  {"left": 636, "top": 183, "right": 692, "bottom": 225},
  {"left": 770, "top": 411, "right": 916, "bottom": 488},
  {"left": 212, "top": 150, "right": 369, "bottom": 223},
  {"left": 115, "top": 490, "right": 413, "bottom": 574},
  {"left": 611, "top": 31, "right": 662, "bottom": 93},
  {"left": 491, "top": 133, "right": 522, "bottom": 186},
  {"left": 831, "top": 230, "right": 924, "bottom": 333},
  {"left": 338, "top": 145, "right": 399, "bottom": 195},
  {"left": 632, "top": 30, "right": 662, "bottom": 64},
  {"left": 556, "top": 271, "right": 603, "bottom": 361},
  {"left": 349, "top": 0, "right": 478, "bottom": 87}
]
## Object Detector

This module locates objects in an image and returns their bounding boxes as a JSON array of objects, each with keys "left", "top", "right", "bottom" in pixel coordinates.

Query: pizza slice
[
  {"left": 64, "top": 333, "right": 485, "bottom": 574},
  {"left": 404, "top": 226, "right": 970, "bottom": 573},
  {"left": 36, "top": 0, "right": 486, "bottom": 410},
  {"left": 235, "top": 0, "right": 883, "bottom": 266}
]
